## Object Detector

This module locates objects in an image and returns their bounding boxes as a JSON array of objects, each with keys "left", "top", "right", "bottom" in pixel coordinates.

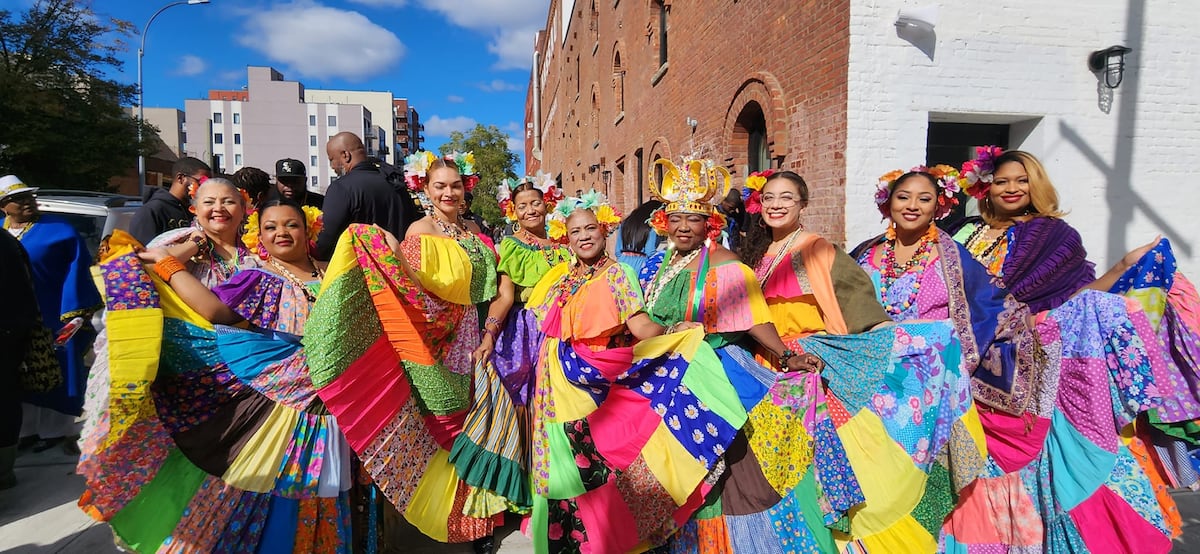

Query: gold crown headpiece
[{"left": 648, "top": 157, "right": 731, "bottom": 215}]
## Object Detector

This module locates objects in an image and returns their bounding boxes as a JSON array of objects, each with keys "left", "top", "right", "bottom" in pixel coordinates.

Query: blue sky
[{"left": 2, "top": 0, "right": 548, "bottom": 162}]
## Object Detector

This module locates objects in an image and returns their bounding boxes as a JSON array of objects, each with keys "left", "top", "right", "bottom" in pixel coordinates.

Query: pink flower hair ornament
[
  {"left": 874, "top": 164, "right": 963, "bottom": 221},
  {"left": 959, "top": 145, "right": 1005, "bottom": 199},
  {"left": 742, "top": 169, "right": 775, "bottom": 215}
]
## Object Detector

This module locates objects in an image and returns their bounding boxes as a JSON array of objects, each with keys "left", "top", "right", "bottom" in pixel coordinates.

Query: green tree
[
  {"left": 0, "top": 0, "right": 155, "bottom": 190},
  {"left": 437, "top": 124, "right": 519, "bottom": 226}
]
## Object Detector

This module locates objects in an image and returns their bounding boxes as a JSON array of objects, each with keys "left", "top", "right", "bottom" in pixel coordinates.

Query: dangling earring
[
  {"left": 256, "top": 242, "right": 269, "bottom": 260},
  {"left": 511, "top": 222, "right": 520, "bottom": 234}
]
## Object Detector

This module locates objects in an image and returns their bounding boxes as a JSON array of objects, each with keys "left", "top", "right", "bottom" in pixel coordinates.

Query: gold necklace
[
  {"left": 269, "top": 256, "right": 323, "bottom": 303},
  {"left": 4, "top": 218, "right": 35, "bottom": 240}
]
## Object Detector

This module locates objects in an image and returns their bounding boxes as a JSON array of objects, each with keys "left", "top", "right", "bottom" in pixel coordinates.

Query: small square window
[
  {"left": 311, "top": 176, "right": 318, "bottom": 186},
  {"left": 233, "top": 133, "right": 241, "bottom": 145},
  {"left": 310, "top": 135, "right": 317, "bottom": 147},
  {"left": 234, "top": 153, "right": 243, "bottom": 165},
  {"left": 309, "top": 115, "right": 317, "bottom": 126},
  {"left": 213, "top": 112, "right": 223, "bottom": 124},
  {"left": 310, "top": 155, "right": 318, "bottom": 166},
  {"left": 214, "top": 133, "right": 223, "bottom": 144},
  {"left": 328, "top": 115, "right": 337, "bottom": 126},
  {"left": 232, "top": 113, "right": 241, "bottom": 124}
]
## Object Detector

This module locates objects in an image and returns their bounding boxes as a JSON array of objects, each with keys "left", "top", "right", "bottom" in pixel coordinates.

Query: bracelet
[
  {"left": 153, "top": 255, "right": 187, "bottom": 281},
  {"left": 189, "top": 234, "right": 211, "bottom": 255},
  {"left": 778, "top": 348, "right": 797, "bottom": 367}
]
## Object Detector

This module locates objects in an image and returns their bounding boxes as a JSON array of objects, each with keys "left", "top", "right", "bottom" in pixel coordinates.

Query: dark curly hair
[
  {"left": 232, "top": 166, "right": 271, "bottom": 207},
  {"left": 738, "top": 171, "right": 809, "bottom": 270}
]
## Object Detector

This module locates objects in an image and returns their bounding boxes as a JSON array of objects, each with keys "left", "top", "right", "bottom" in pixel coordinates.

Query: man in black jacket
[
  {"left": 314, "top": 132, "right": 418, "bottom": 260},
  {"left": 128, "top": 157, "right": 210, "bottom": 245}
]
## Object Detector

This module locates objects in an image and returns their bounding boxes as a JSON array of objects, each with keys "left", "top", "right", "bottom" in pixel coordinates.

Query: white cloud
[
  {"left": 503, "top": 121, "right": 522, "bottom": 134},
  {"left": 239, "top": 3, "right": 404, "bottom": 82},
  {"left": 175, "top": 55, "right": 207, "bottom": 77},
  {"left": 417, "top": 0, "right": 547, "bottom": 70},
  {"left": 487, "top": 27, "right": 540, "bottom": 70},
  {"left": 347, "top": 0, "right": 407, "bottom": 6},
  {"left": 425, "top": 115, "right": 477, "bottom": 137},
  {"left": 476, "top": 79, "right": 520, "bottom": 93},
  {"left": 506, "top": 136, "right": 523, "bottom": 153},
  {"left": 446, "top": 95, "right": 465, "bottom": 103}
]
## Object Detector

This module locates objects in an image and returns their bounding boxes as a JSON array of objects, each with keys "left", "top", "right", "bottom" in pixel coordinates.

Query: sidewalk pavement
[
  {"left": 6, "top": 445, "right": 1200, "bottom": 553},
  {"left": 0, "top": 446, "right": 533, "bottom": 553}
]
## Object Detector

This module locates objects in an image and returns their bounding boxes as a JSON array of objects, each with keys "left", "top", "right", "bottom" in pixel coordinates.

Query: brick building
[{"left": 527, "top": 0, "right": 1200, "bottom": 275}]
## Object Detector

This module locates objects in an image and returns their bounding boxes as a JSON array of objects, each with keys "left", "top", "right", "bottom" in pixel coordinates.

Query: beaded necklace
[
  {"left": 644, "top": 247, "right": 704, "bottom": 308},
  {"left": 551, "top": 255, "right": 609, "bottom": 307},
  {"left": 878, "top": 225, "right": 938, "bottom": 317},
  {"left": 433, "top": 213, "right": 489, "bottom": 262},
  {"left": 516, "top": 227, "right": 567, "bottom": 266},
  {"left": 269, "top": 256, "right": 325, "bottom": 303},
  {"left": 205, "top": 242, "right": 249, "bottom": 283},
  {"left": 963, "top": 223, "right": 1008, "bottom": 276},
  {"left": 756, "top": 227, "right": 802, "bottom": 287}
]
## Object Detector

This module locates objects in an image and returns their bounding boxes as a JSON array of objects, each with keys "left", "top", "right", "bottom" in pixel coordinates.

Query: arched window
[
  {"left": 591, "top": 87, "right": 599, "bottom": 147},
  {"left": 612, "top": 49, "right": 625, "bottom": 118},
  {"left": 734, "top": 101, "right": 769, "bottom": 173},
  {"left": 652, "top": 1, "right": 668, "bottom": 67}
]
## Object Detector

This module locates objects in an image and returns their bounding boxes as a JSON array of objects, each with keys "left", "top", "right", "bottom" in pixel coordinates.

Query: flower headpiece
[
  {"left": 874, "top": 165, "right": 963, "bottom": 221},
  {"left": 496, "top": 170, "right": 563, "bottom": 222},
  {"left": 402, "top": 150, "right": 480, "bottom": 192},
  {"left": 545, "top": 189, "right": 622, "bottom": 243},
  {"left": 742, "top": 169, "right": 775, "bottom": 214},
  {"left": 242, "top": 205, "right": 324, "bottom": 259},
  {"left": 959, "top": 145, "right": 1005, "bottom": 199}
]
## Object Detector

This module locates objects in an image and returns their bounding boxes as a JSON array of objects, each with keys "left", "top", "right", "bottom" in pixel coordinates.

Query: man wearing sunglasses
[{"left": 129, "top": 156, "right": 211, "bottom": 245}]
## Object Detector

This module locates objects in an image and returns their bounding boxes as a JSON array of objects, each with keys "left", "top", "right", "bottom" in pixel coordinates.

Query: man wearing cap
[
  {"left": 129, "top": 156, "right": 210, "bottom": 245},
  {"left": 0, "top": 175, "right": 102, "bottom": 454},
  {"left": 274, "top": 158, "right": 324, "bottom": 209}
]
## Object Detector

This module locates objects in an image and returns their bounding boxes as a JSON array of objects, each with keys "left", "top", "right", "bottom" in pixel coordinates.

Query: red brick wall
[{"left": 526, "top": 0, "right": 851, "bottom": 242}]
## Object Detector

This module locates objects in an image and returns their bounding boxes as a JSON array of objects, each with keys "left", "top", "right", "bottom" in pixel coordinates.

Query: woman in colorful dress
[
  {"left": 474, "top": 170, "right": 570, "bottom": 404},
  {"left": 710, "top": 168, "right": 981, "bottom": 553},
  {"left": 635, "top": 159, "right": 871, "bottom": 552},
  {"left": 304, "top": 151, "right": 503, "bottom": 551},
  {"left": 0, "top": 175, "right": 101, "bottom": 453},
  {"left": 956, "top": 148, "right": 1200, "bottom": 495},
  {"left": 858, "top": 164, "right": 1178, "bottom": 552},
  {"left": 522, "top": 190, "right": 759, "bottom": 554},
  {"left": 79, "top": 197, "right": 354, "bottom": 552},
  {"left": 76, "top": 178, "right": 263, "bottom": 545}
]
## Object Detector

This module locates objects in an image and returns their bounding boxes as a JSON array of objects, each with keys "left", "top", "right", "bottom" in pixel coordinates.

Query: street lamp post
[{"left": 138, "top": 0, "right": 210, "bottom": 196}]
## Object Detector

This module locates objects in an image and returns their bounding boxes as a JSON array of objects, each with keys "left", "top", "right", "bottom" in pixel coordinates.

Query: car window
[{"left": 48, "top": 212, "right": 107, "bottom": 258}]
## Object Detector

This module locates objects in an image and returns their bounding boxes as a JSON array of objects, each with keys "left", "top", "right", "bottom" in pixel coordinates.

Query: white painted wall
[{"left": 846, "top": 0, "right": 1200, "bottom": 276}]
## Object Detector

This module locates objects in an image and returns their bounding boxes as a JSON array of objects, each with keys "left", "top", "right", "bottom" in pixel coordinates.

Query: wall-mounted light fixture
[
  {"left": 1088, "top": 45, "right": 1132, "bottom": 89},
  {"left": 685, "top": 117, "right": 698, "bottom": 131}
]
